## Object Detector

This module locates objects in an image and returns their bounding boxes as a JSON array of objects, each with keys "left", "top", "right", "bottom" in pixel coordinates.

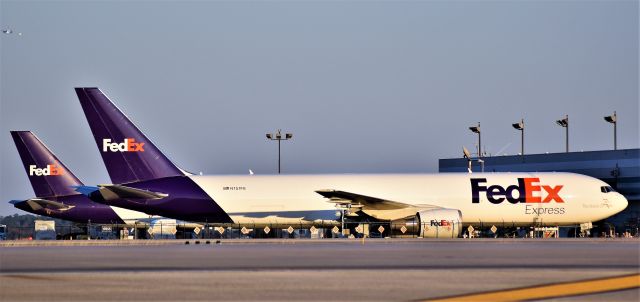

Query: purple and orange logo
[
  {"left": 29, "top": 164, "right": 64, "bottom": 176},
  {"left": 102, "top": 138, "right": 145, "bottom": 152},
  {"left": 471, "top": 178, "right": 564, "bottom": 204}
]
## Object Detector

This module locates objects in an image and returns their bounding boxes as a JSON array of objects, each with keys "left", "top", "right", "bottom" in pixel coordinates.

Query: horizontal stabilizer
[
  {"left": 12, "top": 198, "right": 75, "bottom": 212},
  {"left": 73, "top": 185, "right": 100, "bottom": 196},
  {"left": 97, "top": 184, "right": 168, "bottom": 201}
]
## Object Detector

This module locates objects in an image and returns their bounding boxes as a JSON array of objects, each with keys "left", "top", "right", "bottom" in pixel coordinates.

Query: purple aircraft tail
[
  {"left": 10, "top": 131, "right": 83, "bottom": 197},
  {"left": 75, "top": 87, "right": 185, "bottom": 184}
]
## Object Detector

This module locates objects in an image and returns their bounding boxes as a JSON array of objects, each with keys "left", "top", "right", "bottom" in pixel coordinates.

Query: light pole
[
  {"left": 555, "top": 115, "right": 569, "bottom": 153},
  {"left": 266, "top": 129, "right": 292, "bottom": 174},
  {"left": 468, "top": 122, "right": 481, "bottom": 158},
  {"left": 604, "top": 111, "right": 617, "bottom": 150},
  {"left": 512, "top": 119, "right": 524, "bottom": 155}
]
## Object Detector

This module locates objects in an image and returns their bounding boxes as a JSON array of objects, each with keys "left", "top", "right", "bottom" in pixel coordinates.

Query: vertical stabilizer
[
  {"left": 75, "top": 87, "right": 185, "bottom": 184},
  {"left": 11, "top": 131, "right": 83, "bottom": 197}
]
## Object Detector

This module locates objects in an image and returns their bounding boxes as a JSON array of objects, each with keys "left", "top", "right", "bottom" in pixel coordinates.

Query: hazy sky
[{"left": 1, "top": 0, "right": 638, "bottom": 215}]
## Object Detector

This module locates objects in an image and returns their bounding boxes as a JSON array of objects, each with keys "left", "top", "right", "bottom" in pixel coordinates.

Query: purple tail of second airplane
[
  {"left": 75, "top": 87, "right": 185, "bottom": 184},
  {"left": 74, "top": 88, "right": 231, "bottom": 222},
  {"left": 11, "top": 131, "right": 83, "bottom": 197}
]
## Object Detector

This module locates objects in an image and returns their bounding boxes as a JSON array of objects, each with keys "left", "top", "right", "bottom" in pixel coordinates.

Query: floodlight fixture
[
  {"left": 266, "top": 129, "right": 293, "bottom": 174},
  {"left": 604, "top": 111, "right": 617, "bottom": 150},
  {"left": 512, "top": 119, "right": 524, "bottom": 155},
  {"left": 512, "top": 121, "right": 524, "bottom": 130},
  {"left": 468, "top": 122, "right": 481, "bottom": 157},
  {"left": 556, "top": 117, "right": 568, "bottom": 127},
  {"left": 555, "top": 115, "right": 569, "bottom": 152}
]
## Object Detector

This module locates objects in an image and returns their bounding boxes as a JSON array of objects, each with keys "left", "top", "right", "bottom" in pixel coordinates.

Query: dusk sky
[{"left": 1, "top": 0, "right": 638, "bottom": 215}]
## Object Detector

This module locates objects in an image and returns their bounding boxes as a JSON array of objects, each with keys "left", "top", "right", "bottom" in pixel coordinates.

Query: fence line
[{"left": 1, "top": 220, "right": 636, "bottom": 240}]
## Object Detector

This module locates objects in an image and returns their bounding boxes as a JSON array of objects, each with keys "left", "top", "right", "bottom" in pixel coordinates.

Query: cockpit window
[{"left": 601, "top": 186, "right": 616, "bottom": 193}]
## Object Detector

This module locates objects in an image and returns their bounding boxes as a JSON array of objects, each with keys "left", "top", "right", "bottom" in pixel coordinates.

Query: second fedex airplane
[
  {"left": 74, "top": 87, "right": 628, "bottom": 237},
  {"left": 9, "top": 131, "right": 201, "bottom": 231},
  {"left": 9, "top": 131, "right": 150, "bottom": 225}
]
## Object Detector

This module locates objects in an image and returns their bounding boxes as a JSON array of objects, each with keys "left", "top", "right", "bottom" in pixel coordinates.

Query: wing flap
[{"left": 315, "top": 189, "right": 444, "bottom": 220}]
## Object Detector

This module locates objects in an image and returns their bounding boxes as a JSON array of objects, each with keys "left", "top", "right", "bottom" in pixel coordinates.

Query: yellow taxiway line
[{"left": 426, "top": 273, "right": 640, "bottom": 302}]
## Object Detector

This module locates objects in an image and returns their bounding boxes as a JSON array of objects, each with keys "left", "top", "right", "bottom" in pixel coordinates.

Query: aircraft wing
[
  {"left": 315, "top": 189, "right": 411, "bottom": 210},
  {"left": 315, "top": 189, "right": 442, "bottom": 220}
]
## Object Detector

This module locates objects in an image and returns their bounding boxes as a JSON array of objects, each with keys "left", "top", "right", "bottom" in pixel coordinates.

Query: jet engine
[{"left": 392, "top": 208, "right": 462, "bottom": 238}]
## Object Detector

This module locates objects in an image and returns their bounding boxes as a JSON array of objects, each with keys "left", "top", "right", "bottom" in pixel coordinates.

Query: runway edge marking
[{"left": 423, "top": 273, "right": 640, "bottom": 302}]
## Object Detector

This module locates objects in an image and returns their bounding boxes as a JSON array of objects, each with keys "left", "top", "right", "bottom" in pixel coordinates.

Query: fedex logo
[
  {"left": 430, "top": 220, "right": 451, "bottom": 227},
  {"left": 471, "top": 178, "right": 564, "bottom": 204},
  {"left": 29, "top": 164, "right": 63, "bottom": 176},
  {"left": 102, "top": 138, "right": 145, "bottom": 152}
]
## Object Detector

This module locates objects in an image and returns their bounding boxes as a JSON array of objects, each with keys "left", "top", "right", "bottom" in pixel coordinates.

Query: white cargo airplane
[{"left": 74, "top": 87, "right": 628, "bottom": 238}]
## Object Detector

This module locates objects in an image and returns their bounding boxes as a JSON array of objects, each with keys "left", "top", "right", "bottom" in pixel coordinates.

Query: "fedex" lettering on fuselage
[
  {"left": 29, "top": 164, "right": 63, "bottom": 176},
  {"left": 471, "top": 178, "right": 564, "bottom": 204},
  {"left": 102, "top": 138, "right": 145, "bottom": 152}
]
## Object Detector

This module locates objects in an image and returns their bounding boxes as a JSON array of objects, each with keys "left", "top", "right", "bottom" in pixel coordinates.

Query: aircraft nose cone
[{"left": 617, "top": 194, "right": 629, "bottom": 212}]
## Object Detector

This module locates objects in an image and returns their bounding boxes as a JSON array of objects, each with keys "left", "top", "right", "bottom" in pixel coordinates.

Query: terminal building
[{"left": 439, "top": 148, "right": 640, "bottom": 235}]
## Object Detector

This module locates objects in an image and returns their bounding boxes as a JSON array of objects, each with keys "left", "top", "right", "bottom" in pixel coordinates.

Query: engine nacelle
[
  {"left": 392, "top": 209, "right": 462, "bottom": 238},
  {"left": 417, "top": 209, "right": 462, "bottom": 238}
]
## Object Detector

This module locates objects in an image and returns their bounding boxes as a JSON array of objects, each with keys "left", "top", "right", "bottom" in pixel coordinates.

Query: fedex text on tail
[
  {"left": 102, "top": 138, "right": 145, "bottom": 152},
  {"left": 29, "top": 164, "right": 64, "bottom": 176}
]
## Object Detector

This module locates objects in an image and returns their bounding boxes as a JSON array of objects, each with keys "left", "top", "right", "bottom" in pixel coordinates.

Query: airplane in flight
[
  {"left": 9, "top": 131, "right": 199, "bottom": 231},
  {"left": 74, "top": 87, "right": 628, "bottom": 237}
]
